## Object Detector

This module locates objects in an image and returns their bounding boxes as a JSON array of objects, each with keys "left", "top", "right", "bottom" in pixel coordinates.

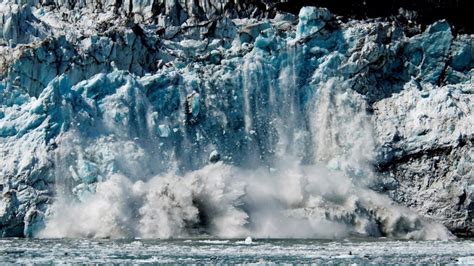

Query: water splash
[{"left": 40, "top": 160, "right": 451, "bottom": 240}]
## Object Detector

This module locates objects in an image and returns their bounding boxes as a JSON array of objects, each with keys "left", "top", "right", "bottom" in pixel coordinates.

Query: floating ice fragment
[
  {"left": 130, "top": 241, "right": 143, "bottom": 248},
  {"left": 198, "top": 240, "right": 230, "bottom": 244},
  {"left": 244, "top": 236, "right": 252, "bottom": 244},
  {"left": 457, "top": 256, "right": 474, "bottom": 264}
]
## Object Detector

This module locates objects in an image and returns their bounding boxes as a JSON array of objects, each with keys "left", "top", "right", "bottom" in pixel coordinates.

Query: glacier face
[{"left": 0, "top": 1, "right": 472, "bottom": 238}]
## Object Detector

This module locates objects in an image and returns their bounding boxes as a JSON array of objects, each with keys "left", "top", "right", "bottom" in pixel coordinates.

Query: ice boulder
[{"left": 296, "top": 7, "right": 332, "bottom": 38}]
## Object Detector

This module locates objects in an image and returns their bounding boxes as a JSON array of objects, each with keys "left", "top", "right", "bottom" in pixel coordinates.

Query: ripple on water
[{"left": 0, "top": 239, "right": 472, "bottom": 264}]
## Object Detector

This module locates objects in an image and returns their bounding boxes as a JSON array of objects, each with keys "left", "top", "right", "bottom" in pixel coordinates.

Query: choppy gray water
[{"left": 0, "top": 238, "right": 473, "bottom": 264}]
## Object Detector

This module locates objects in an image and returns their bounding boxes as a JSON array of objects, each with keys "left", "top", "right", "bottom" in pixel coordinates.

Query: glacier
[{"left": 0, "top": 1, "right": 472, "bottom": 238}]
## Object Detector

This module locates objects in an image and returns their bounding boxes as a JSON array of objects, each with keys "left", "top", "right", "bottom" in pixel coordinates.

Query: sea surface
[{"left": 0, "top": 238, "right": 473, "bottom": 264}]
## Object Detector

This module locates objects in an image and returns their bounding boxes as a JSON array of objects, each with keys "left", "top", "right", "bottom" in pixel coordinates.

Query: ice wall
[{"left": 0, "top": 2, "right": 472, "bottom": 238}]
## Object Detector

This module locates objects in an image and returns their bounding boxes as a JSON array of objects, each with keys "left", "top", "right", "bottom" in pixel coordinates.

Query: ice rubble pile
[{"left": 0, "top": 1, "right": 472, "bottom": 238}]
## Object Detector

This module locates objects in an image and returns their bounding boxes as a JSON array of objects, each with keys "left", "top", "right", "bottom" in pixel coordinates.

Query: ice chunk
[
  {"left": 76, "top": 159, "right": 100, "bottom": 184},
  {"left": 457, "top": 257, "right": 474, "bottom": 264},
  {"left": 297, "top": 7, "right": 332, "bottom": 38},
  {"left": 244, "top": 236, "right": 253, "bottom": 244},
  {"left": 29, "top": 100, "right": 45, "bottom": 114},
  {"left": 209, "top": 150, "right": 220, "bottom": 163},
  {"left": 186, "top": 91, "right": 200, "bottom": 118},
  {"left": 403, "top": 21, "right": 452, "bottom": 84},
  {"left": 157, "top": 124, "right": 171, "bottom": 138}
]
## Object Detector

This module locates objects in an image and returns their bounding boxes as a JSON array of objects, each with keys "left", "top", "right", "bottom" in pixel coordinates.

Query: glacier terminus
[{"left": 0, "top": 0, "right": 472, "bottom": 240}]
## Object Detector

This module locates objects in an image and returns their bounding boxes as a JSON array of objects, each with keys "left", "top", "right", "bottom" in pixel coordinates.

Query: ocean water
[{"left": 1, "top": 238, "right": 473, "bottom": 264}]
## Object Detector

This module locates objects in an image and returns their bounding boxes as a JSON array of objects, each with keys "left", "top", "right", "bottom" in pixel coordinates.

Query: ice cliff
[{"left": 0, "top": 0, "right": 472, "bottom": 238}]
